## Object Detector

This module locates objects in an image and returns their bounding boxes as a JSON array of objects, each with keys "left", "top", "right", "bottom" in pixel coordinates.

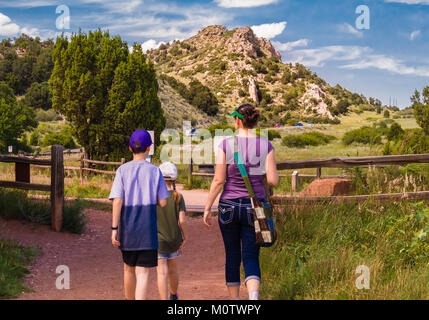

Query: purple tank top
[{"left": 219, "top": 136, "right": 274, "bottom": 200}]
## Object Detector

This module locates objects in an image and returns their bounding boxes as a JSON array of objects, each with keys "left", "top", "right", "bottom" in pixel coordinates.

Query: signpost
[{"left": 146, "top": 131, "right": 155, "bottom": 162}]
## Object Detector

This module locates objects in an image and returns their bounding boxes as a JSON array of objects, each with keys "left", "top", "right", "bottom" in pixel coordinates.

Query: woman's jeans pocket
[{"left": 218, "top": 206, "right": 234, "bottom": 225}]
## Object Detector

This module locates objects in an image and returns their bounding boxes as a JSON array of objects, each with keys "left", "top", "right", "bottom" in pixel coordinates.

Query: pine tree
[
  {"left": 49, "top": 31, "right": 165, "bottom": 160},
  {"left": 103, "top": 44, "right": 165, "bottom": 160}
]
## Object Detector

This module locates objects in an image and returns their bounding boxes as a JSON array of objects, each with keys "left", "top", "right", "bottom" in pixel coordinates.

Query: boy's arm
[{"left": 111, "top": 198, "right": 122, "bottom": 247}]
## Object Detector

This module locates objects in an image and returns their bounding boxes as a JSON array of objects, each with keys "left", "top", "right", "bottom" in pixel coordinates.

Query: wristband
[{"left": 111, "top": 226, "right": 118, "bottom": 230}]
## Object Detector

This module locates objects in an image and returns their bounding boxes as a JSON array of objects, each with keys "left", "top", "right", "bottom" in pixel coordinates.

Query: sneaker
[{"left": 169, "top": 293, "right": 179, "bottom": 300}]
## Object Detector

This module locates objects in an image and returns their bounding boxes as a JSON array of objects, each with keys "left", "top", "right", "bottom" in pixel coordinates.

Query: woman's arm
[
  {"left": 265, "top": 149, "right": 279, "bottom": 187},
  {"left": 203, "top": 148, "right": 227, "bottom": 227}
]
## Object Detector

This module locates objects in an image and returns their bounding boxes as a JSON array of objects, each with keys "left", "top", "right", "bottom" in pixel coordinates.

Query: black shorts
[{"left": 121, "top": 250, "right": 158, "bottom": 268}]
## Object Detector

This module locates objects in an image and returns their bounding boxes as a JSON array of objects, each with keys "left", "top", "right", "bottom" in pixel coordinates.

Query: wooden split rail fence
[
  {"left": 0, "top": 145, "right": 64, "bottom": 231},
  {"left": 188, "top": 153, "right": 429, "bottom": 206},
  {"left": 31, "top": 153, "right": 125, "bottom": 183}
]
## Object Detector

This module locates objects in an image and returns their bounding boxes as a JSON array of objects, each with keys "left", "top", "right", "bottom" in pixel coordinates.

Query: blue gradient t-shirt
[{"left": 109, "top": 160, "right": 170, "bottom": 251}]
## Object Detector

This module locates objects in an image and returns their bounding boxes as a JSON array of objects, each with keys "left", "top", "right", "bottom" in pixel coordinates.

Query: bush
[
  {"left": 282, "top": 131, "right": 336, "bottom": 148},
  {"left": 330, "top": 99, "right": 350, "bottom": 116},
  {"left": 387, "top": 122, "right": 405, "bottom": 141},
  {"left": 23, "top": 81, "right": 52, "bottom": 110},
  {"left": 342, "top": 126, "right": 382, "bottom": 145},
  {"left": 35, "top": 108, "right": 62, "bottom": 122},
  {"left": 256, "top": 128, "right": 281, "bottom": 141},
  {"left": 188, "top": 80, "right": 219, "bottom": 116},
  {"left": 395, "top": 129, "right": 429, "bottom": 154},
  {"left": 207, "top": 124, "right": 235, "bottom": 137},
  {"left": 0, "top": 189, "right": 86, "bottom": 234},
  {"left": 384, "top": 110, "right": 390, "bottom": 118},
  {"left": 42, "top": 131, "right": 76, "bottom": 148}
]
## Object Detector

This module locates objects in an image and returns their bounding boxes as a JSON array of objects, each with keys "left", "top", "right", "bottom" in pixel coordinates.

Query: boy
[{"left": 109, "top": 129, "right": 170, "bottom": 300}]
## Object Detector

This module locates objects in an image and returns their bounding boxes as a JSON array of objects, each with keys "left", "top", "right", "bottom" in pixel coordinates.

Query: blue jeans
[{"left": 218, "top": 198, "right": 263, "bottom": 287}]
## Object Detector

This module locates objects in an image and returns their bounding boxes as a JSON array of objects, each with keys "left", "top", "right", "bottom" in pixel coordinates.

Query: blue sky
[{"left": 1, "top": 0, "right": 429, "bottom": 108}]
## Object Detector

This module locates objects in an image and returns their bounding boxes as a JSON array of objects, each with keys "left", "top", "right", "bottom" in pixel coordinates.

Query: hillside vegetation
[{"left": 147, "top": 25, "right": 385, "bottom": 126}]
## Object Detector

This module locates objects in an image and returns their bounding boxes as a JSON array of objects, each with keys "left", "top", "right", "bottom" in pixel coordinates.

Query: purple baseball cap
[{"left": 129, "top": 129, "right": 152, "bottom": 150}]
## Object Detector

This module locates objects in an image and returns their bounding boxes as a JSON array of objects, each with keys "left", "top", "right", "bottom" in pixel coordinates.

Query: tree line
[{"left": 0, "top": 31, "right": 165, "bottom": 160}]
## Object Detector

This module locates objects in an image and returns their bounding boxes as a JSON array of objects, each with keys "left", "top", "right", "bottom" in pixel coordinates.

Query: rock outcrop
[
  {"left": 300, "top": 178, "right": 351, "bottom": 197},
  {"left": 248, "top": 77, "right": 259, "bottom": 104}
]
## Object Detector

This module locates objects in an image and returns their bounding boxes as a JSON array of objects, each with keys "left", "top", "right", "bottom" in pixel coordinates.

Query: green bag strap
[{"left": 230, "top": 136, "right": 256, "bottom": 199}]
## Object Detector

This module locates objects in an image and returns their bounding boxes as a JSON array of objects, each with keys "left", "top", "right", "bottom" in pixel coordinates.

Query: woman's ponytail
[{"left": 172, "top": 181, "right": 181, "bottom": 205}]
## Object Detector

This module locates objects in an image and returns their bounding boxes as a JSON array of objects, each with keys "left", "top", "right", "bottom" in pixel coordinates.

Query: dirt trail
[{"left": 0, "top": 204, "right": 247, "bottom": 300}]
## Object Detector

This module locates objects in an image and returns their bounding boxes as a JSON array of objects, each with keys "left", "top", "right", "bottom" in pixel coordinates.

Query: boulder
[{"left": 300, "top": 178, "right": 351, "bottom": 197}]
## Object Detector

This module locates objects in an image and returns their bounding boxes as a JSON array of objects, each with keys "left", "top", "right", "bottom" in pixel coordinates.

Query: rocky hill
[{"left": 148, "top": 25, "right": 381, "bottom": 127}]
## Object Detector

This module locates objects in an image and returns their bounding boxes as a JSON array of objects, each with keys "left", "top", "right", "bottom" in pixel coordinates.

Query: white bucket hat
[{"left": 159, "top": 162, "right": 178, "bottom": 180}]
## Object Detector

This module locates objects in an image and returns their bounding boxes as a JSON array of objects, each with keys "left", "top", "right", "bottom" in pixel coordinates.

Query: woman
[{"left": 203, "top": 103, "right": 279, "bottom": 300}]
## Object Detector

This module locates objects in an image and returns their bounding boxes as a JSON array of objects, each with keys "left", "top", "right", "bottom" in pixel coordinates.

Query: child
[
  {"left": 156, "top": 162, "right": 187, "bottom": 300},
  {"left": 109, "top": 129, "right": 170, "bottom": 300}
]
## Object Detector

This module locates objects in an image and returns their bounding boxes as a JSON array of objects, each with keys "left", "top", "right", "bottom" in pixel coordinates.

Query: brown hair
[
  {"left": 171, "top": 181, "right": 181, "bottom": 205},
  {"left": 131, "top": 146, "right": 148, "bottom": 154},
  {"left": 237, "top": 104, "right": 260, "bottom": 129}
]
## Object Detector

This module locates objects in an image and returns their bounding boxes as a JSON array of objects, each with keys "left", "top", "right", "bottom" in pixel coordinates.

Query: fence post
[
  {"left": 121, "top": 158, "right": 125, "bottom": 165},
  {"left": 292, "top": 170, "right": 299, "bottom": 192},
  {"left": 188, "top": 157, "right": 193, "bottom": 186},
  {"left": 80, "top": 154, "right": 84, "bottom": 184},
  {"left": 51, "top": 145, "right": 64, "bottom": 232},
  {"left": 316, "top": 167, "right": 322, "bottom": 179}
]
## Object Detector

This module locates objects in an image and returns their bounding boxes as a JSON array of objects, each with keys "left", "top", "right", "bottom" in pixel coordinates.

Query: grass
[
  {"left": 0, "top": 239, "right": 39, "bottom": 299},
  {"left": 0, "top": 189, "right": 87, "bottom": 234},
  {"left": 259, "top": 201, "right": 429, "bottom": 299}
]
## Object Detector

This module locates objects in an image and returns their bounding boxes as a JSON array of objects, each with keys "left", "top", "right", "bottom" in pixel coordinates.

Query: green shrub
[
  {"left": 342, "top": 126, "right": 382, "bottom": 145},
  {"left": 0, "top": 189, "right": 86, "bottom": 234},
  {"left": 384, "top": 110, "right": 390, "bottom": 118},
  {"left": 396, "top": 129, "right": 429, "bottom": 154},
  {"left": 42, "top": 132, "right": 76, "bottom": 148},
  {"left": 180, "top": 70, "right": 193, "bottom": 77},
  {"left": 35, "top": 108, "right": 62, "bottom": 122},
  {"left": 188, "top": 80, "right": 219, "bottom": 116},
  {"left": 207, "top": 124, "right": 235, "bottom": 137},
  {"left": 256, "top": 128, "right": 281, "bottom": 141},
  {"left": 282, "top": 131, "right": 336, "bottom": 148},
  {"left": 387, "top": 122, "right": 405, "bottom": 141}
]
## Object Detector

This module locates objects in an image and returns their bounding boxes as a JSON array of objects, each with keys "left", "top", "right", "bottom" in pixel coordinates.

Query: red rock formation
[{"left": 300, "top": 178, "right": 351, "bottom": 197}]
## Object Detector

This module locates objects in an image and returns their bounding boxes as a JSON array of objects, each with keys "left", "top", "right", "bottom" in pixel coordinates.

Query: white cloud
[
  {"left": 0, "top": 12, "right": 20, "bottom": 36},
  {"left": 141, "top": 39, "right": 165, "bottom": 53},
  {"left": 99, "top": 2, "right": 233, "bottom": 41},
  {"left": 286, "top": 44, "right": 429, "bottom": 77},
  {"left": 20, "top": 27, "right": 40, "bottom": 38},
  {"left": 272, "top": 39, "right": 309, "bottom": 51},
  {"left": 0, "top": 1, "right": 58, "bottom": 7},
  {"left": 215, "top": 0, "right": 278, "bottom": 8},
  {"left": 250, "top": 21, "right": 286, "bottom": 39},
  {"left": 288, "top": 45, "right": 368, "bottom": 67},
  {"left": 385, "top": 0, "right": 429, "bottom": 4},
  {"left": 410, "top": 30, "right": 421, "bottom": 40},
  {"left": 337, "top": 23, "right": 363, "bottom": 38}
]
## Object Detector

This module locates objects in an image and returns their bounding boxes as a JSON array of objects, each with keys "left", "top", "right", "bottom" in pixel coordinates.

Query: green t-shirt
[{"left": 157, "top": 190, "right": 186, "bottom": 254}]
